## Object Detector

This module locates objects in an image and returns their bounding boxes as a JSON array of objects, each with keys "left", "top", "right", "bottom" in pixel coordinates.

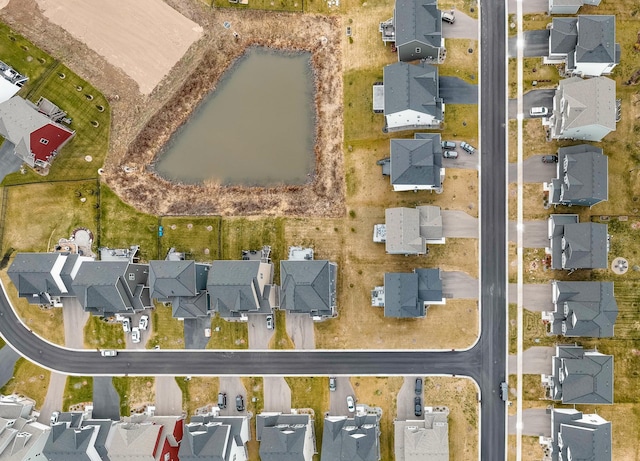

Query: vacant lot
[{"left": 0, "top": 358, "right": 50, "bottom": 407}]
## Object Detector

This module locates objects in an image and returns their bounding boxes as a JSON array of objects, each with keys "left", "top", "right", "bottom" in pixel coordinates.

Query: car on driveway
[
  {"left": 122, "top": 318, "right": 130, "bottom": 333},
  {"left": 131, "top": 327, "right": 140, "bottom": 343},
  {"left": 443, "top": 150, "right": 458, "bottom": 159},
  {"left": 415, "top": 378, "right": 422, "bottom": 395},
  {"left": 460, "top": 141, "right": 476, "bottom": 154},
  {"left": 346, "top": 395, "right": 355, "bottom": 413},
  {"left": 266, "top": 315, "right": 274, "bottom": 330},
  {"left": 441, "top": 10, "right": 455, "bottom": 24},
  {"left": 541, "top": 155, "right": 558, "bottom": 163},
  {"left": 329, "top": 377, "right": 337, "bottom": 392},
  {"left": 441, "top": 140, "right": 456, "bottom": 149},
  {"left": 236, "top": 395, "right": 245, "bottom": 412},
  {"left": 414, "top": 397, "right": 422, "bottom": 417},
  {"left": 218, "top": 392, "right": 227, "bottom": 409},
  {"left": 139, "top": 315, "right": 149, "bottom": 330},
  {"left": 50, "top": 411, "right": 59, "bottom": 424},
  {"left": 530, "top": 107, "right": 549, "bottom": 117}
]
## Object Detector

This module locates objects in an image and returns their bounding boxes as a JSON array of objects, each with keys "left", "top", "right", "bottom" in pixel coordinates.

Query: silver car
[
  {"left": 443, "top": 150, "right": 458, "bottom": 159},
  {"left": 346, "top": 395, "right": 355, "bottom": 412}
]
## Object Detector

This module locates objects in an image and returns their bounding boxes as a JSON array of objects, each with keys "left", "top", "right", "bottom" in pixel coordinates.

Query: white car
[
  {"left": 50, "top": 411, "right": 59, "bottom": 424},
  {"left": 131, "top": 327, "right": 141, "bottom": 343},
  {"left": 122, "top": 318, "right": 131, "bottom": 333},
  {"left": 346, "top": 395, "right": 355, "bottom": 413},
  {"left": 530, "top": 106, "right": 549, "bottom": 117},
  {"left": 139, "top": 315, "right": 149, "bottom": 331},
  {"left": 101, "top": 349, "right": 117, "bottom": 357},
  {"left": 266, "top": 315, "right": 274, "bottom": 330}
]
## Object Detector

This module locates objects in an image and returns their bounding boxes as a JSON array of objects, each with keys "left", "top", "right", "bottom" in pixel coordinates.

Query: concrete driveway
[
  {"left": 441, "top": 11, "right": 478, "bottom": 40},
  {"left": 508, "top": 346, "right": 555, "bottom": 375},
  {"left": 38, "top": 372, "right": 66, "bottom": 424},
  {"left": 441, "top": 271, "right": 479, "bottom": 299},
  {"left": 441, "top": 210, "right": 478, "bottom": 238},
  {"left": 439, "top": 77, "right": 478, "bottom": 104},
  {"left": 263, "top": 377, "right": 292, "bottom": 413},
  {"left": 247, "top": 313, "right": 275, "bottom": 349},
  {"left": 62, "top": 298, "right": 89, "bottom": 348},
  {"left": 92, "top": 376, "right": 121, "bottom": 420},
  {"left": 0, "top": 345, "right": 20, "bottom": 388},
  {"left": 442, "top": 148, "right": 479, "bottom": 170},
  {"left": 329, "top": 377, "right": 355, "bottom": 416},
  {"left": 508, "top": 89, "right": 555, "bottom": 119},
  {"left": 508, "top": 408, "right": 551, "bottom": 436},
  {"left": 285, "top": 314, "right": 315, "bottom": 349},
  {"left": 0, "top": 140, "right": 22, "bottom": 183},
  {"left": 218, "top": 376, "right": 248, "bottom": 416},
  {"left": 184, "top": 317, "right": 210, "bottom": 349},
  {"left": 124, "top": 312, "right": 151, "bottom": 350},
  {"left": 154, "top": 376, "right": 183, "bottom": 416},
  {"left": 508, "top": 284, "right": 553, "bottom": 312},
  {"left": 507, "top": 0, "right": 548, "bottom": 14},
  {"left": 508, "top": 220, "right": 549, "bottom": 248},
  {"left": 508, "top": 155, "right": 557, "bottom": 183},
  {"left": 396, "top": 376, "right": 421, "bottom": 420},
  {"left": 508, "top": 30, "right": 550, "bottom": 58}
]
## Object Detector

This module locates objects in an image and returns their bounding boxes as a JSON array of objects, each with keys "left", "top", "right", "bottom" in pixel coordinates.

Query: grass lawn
[
  {"left": 241, "top": 376, "right": 264, "bottom": 461},
  {"left": 206, "top": 314, "right": 249, "bottom": 349},
  {"left": 0, "top": 358, "right": 50, "bottom": 407},
  {"left": 159, "top": 216, "right": 222, "bottom": 262},
  {"left": 508, "top": 304, "right": 555, "bottom": 355},
  {"left": 112, "top": 377, "right": 155, "bottom": 416},
  {"left": 439, "top": 39, "right": 479, "bottom": 84},
  {"left": 175, "top": 376, "right": 220, "bottom": 417},
  {"left": 210, "top": 0, "right": 303, "bottom": 12},
  {"left": 508, "top": 58, "right": 561, "bottom": 99},
  {"left": 62, "top": 376, "right": 93, "bottom": 411},
  {"left": 343, "top": 67, "right": 389, "bottom": 143},
  {"left": 147, "top": 302, "right": 185, "bottom": 349},
  {"left": 286, "top": 377, "right": 329, "bottom": 457},
  {"left": 269, "top": 310, "right": 295, "bottom": 349},
  {"left": 83, "top": 316, "right": 125, "bottom": 349}
]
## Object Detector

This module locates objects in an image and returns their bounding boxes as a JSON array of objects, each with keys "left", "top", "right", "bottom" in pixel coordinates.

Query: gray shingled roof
[
  {"left": 82, "top": 419, "right": 115, "bottom": 461},
  {"left": 575, "top": 15, "right": 616, "bottom": 64},
  {"left": 0, "top": 96, "right": 52, "bottom": 165},
  {"left": 394, "top": 0, "right": 442, "bottom": 49},
  {"left": 551, "top": 409, "right": 611, "bottom": 461},
  {"left": 207, "top": 261, "right": 272, "bottom": 318},
  {"left": 383, "top": 62, "right": 443, "bottom": 119},
  {"left": 550, "top": 17, "right": 578, "bottom": 54},
  {"left": 8, "top": 253, "right": 68, "bottom": 300},
  {"left": 385, "top": 208, "right": 426, "bottom": 255},
  {"left": 548, "top": 215, "right": 608, "bottom": 270},
  {"left": 182, "top": 416, "right": 247, "bottom": 461},
  {"left": 394, "top": 410, "right": 449, "bottom": 461},
  {"left": 256, "top": 414, "right": 311, "bottom": 461},
  {"left": 550, "top": 345, "right": 613, "bottom": 404},
  {"left": 390, "top": 137, "right": 442, "bottom": 188},
  {"left": 550, "top": 144, "right": 608, "bottom": 206},
  {"left": 321, "top": 414, "right": 380, "bottom": 461},
  {"left": 383, "top": 269, "right": 442, "bottom": 318},
  {"left": 550, "top": 281, "right": 617, "bottom": 337},
  {"left": 43, "top": 423, "right": 98, "bottom": 461},
  {"left": 149, "top": 260, "right": 198, "bottom": 299},
  {"left": 172, "top": 291, "right": 209, "bottom": 319},
  {"left": 280, "top": 260, "right": 337, "bottom": 318}
]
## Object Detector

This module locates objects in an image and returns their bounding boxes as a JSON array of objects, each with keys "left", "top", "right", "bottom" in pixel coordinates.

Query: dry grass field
[{"left": 0, "top": 359, "right": 50, "bottom": 407}]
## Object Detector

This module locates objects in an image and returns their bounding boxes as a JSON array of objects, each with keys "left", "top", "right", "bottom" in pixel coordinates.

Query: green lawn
[
  {"left": 111, "top": 377, "right": 155, "bottom": 416},
  {"left": 269, "top": 310, "right": 295, "bottom": 349},
  {"left": 147, "top": 302, "right": 185, "bottom": 349},
  {"left": 206, "top": 314, "right": 249, "bottom": 349},
  {"left": 159, "top": 216, "right": 222, "bottom": 262},
  {"left": 84, "top": 316, "right": 125, "bottom": 349},
  {"left": 343, "top": 67, "right": 388, "bottom": 143},
  {"left": 508, "top": 304, "right": 555, "bottom": 354},
  {"left": 210, "top": 0, "right": 303, "bottom": 12},
  {"left": 62, "top": 376, "right": 93, "bottom": 411},
  {"left": 0, "top": 358, "right": 50, "bottom": 407}
]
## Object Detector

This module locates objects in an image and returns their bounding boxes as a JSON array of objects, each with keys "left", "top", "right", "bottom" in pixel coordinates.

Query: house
[
  {"left": 373, "top": 205, "right": 444, "bottom": 255},
  {"left": 256, "top": 413, "right": 315, "bottom": 461},
  {"left": 280, "top": 250, "right": 338, "bottom": 320},
  {"left": 394, "top": 406, "right": 449, "bottom": 461},
  {"left": 541, "top": 408, "right": 611, "bottom": 461},
  {"left": 545, "top": 77, "right": 617, "bottom": 142},
  {"left": 0, "top": 96, "right": 75, "bottom": 168},
  {"left": 543, "top": 280, "right": 618, "bottom": 337},
  {"left": 321, "top": 413, "right": 381, "bottom": 461},
  {"left": 546, "top": 16, "right": 619, "bottom": 77},
  {"left": 149, "top": 260, "right": 211, "bottom": 319},
  {"left": 71, "top": 261, "right": 152, "bottom": 316},
  {"left": 179, "top": 414, "right": 250, "bottom": 461},
  {"left": 371, "top": 269, "right": 444, "bottom": 318},
  {"left": 107, "top": 415, "right": 184, "bottom": 461},
  {"left": 542, "top": 344, "right": 613, "bottom": 404},
  {"left": 43, "top": 410, "right": 115, "bottom": 461},
  {"left": 0, "top": 394, "right": 50, "bottom": 461},
  {"left": 0, "top": 60, "right": 27, "bottom": 104},
  {"left": 549, "top": 0, "right": 601, "bottom": 15},
  {"left": 375, "top": 62, "right": 444, "bottom": 132},
  {"left": 99, "top": 245, "right": 140, "bottom": 262},
  {"left": 379, "top": 133, "right": 444, "bottom": 192},
  {"left": 545, "top": 144, "right": 608, "bottom": 207},
  {"left": 8, "top": 252, "right": 93, "bottom": 306},
  {"left": 379, "top": 0, "right": 444, "bottom": 63},
  {"left": 207, "top": 260, "right": 276, "bottom": 321},
  {"left": 547, "top": 214, "right": 608, "bottom": 270}
]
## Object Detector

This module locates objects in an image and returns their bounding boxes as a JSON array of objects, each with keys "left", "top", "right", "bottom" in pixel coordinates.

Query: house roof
[
  {"left": 43, "top": 423, "right": 99, "bottom": 461},
  {"left": 390, "top": 136, "right": 442, "bottom": 188},
  {"left": 8, "top": 252, "right": 69, "bottom": 298},
  {"left": 180, "top": 416, "right": 248, "bottom": 461},
  {"left": 384, "top": 205, "right": 443, "bottom": 254},
  {"left": 107, "top": 420, "right": 162, "bottom": 459},
  {"left": 551, "top": 345, "right": 613, "bottom": 404},
  {"left": 548, "top": 215, "right": 608, "bottom": 270},
  {"left": 280, "top": 260, "right": 337, "bottom": 318},
  {"left": 383, "top": 62, "right": 443, "bottom": 119},
  {"left": 553, "top": 76, "right": 616, "bottom": 135},
  {"left": 149, "top": 260, "right": 198, "bottom": 299},
  {"left": 552, "top": 144, "right": 608, "bottom": 205},
  {"left": 383, "top": 269, "right": 442, "bottom": 318},
  {"left": 394, "top": 0, "right": 442, "bottom": 49},
  {"left": 257, "top": 414, "right": 310, "bottom": 461},
  {"left": 321, "top": 414, "right": 380, "bottom": 461},
  {"left": 171, "top": 291, "right": 209, "bottom": 319},
  {"left": 550, "top": 17, "right": 578, "bottom": 54},
  {"left": 551, "top": 409, "right": 611, "bottom": 461},
  {"left": 575, "top": 15, "right": 617, "bottom": 64},
  {"left": 207, "top": 261, "right": 272, "bottom": 318},
  {"left": 394, "top": 409, "right": 449, "bottom": 461},
  {"left": 82, "top": 419, "right": 115, "bottom": 461}
]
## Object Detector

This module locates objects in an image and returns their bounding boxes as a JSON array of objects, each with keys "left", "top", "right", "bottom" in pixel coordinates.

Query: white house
[{"left": 549, "top": 0, "right": 600, "bottom": 15}]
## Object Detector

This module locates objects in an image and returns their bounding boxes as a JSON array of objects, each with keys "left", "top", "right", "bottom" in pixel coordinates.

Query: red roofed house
[
  {"left": 0, "top": 95, "right": 74, "bottom": 168},
  {"left": 106, "top": 414, "right": 184, "bottom": 461}
]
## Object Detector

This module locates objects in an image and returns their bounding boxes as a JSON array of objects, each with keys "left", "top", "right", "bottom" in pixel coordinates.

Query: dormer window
[{"left": 39, "top": 138, "right": 49, "bottom": 145}]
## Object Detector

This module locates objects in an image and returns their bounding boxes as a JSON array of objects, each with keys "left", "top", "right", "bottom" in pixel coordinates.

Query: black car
[
  {"left": 414, "top": 397, "right": 422, "bottom": 417},
  {"left": 415, "top": 378, "right": 422, "bottom": 395},
  {"left": 236, "top": 395, "right": 245, "bottom": 412},
  {"left": 541, "top": 155, "right": 558, "bottom": 163}
]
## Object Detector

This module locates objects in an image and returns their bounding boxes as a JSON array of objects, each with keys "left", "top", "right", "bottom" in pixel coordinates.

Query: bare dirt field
[{"left": 35, "top": 0, "right": 203, "bottom": 95}]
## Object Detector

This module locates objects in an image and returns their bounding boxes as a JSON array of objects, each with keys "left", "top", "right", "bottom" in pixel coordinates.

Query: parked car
[
  {"left": 441, "top": 140, "right": 456, "bottom": 149},
  {"left": 346, "top": 395, "right": 356, "bottom": 413},
  {"left": 414, "top": 397, "right": 422, "bottom": 417},
  {"left": 50, "top": 411, "right": 60, "bottom": 424},
  {"left": 131, "top": 327, "right": 140, "bottom": 343},
  {"left": 236, "top": 395, "right": 245, "bottom": 412},
  {"left": 529, "top": 106, "right": 549, "bottom": 117},
  {"left": 138, "top": 315, "right": 149, "bottom": 331},
  {"left": 441, "top": 10, "right": 455, "bottom": 24},
  {"left": 101, "top": 349, "right": 117, "bottom": 357},
  {"left": 541, "top": 154, "right": 558, "bottom": 163},
  {"left": 329, "top": 377, "right": 337, "bottom": 392},
  {"left": 266, "top": 315, "right": 274, "bottom": 330},
  {"left": 460, "top": 141, "right": 476, "bottom": 154},
  {"left": 415, "top": 378, "right": 423, "bottom": 395},
  {"left": 500, "top": 382, "right": 509, "bottom": 401},
  {"left": 443, "top": 150, "right": 458, "bottom": 159},
  {"left": 218, "top": 392, "right": 227, "bottom": 409},
  {"left": 122, "top": 318, "right": 130, "bottom": 333}
]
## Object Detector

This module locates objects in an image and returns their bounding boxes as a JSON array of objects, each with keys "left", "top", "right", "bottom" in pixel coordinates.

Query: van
[
  {"left": 442, "top": 11, "right": 455, "bottom": 24},
  {"left": 218, "top": 392, "right": 227, "bottom": 409},
  {"left": 529, "top": 107, "right": 549, "bottom": 117}
]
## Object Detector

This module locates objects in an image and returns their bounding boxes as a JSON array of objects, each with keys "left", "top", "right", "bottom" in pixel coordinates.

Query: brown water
[{"left": 155, "top": 47, "right": 315, "bottom": 185}]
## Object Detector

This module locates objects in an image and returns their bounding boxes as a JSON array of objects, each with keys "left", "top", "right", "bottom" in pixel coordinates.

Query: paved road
[
  {"left": 508, "top": 90, "right": 555, "bottom": 119},
  {"left": 441, "top": 11, "right": 478, "bottom": 40},
  {"left": 154, "top": 376, "right": 183, "bottom": 416},
  {"left": 508, "top": 155, "right": 557, "bottom": 183},
  {"left": 508, "top": 347, "right": 554, "bottom": 375},
  {"left": 439, "top": 77, "right": 478, "bottom": 104},
  {"left": 329, "top": 377, "right": 355, "bottom": 416},
  {"left": 92, "top": 376, "right": 121, "bottom": 420},
  {"left": 508, "top": 408, "right": 551, "bottom": 436},
  {"left": 263, "top": 376, "right": 291, "bottom": 413},
  {"left": 0, "top": 345, "right": 20, "bottom": 388},
  {"left": 508, "top": 30, "right": 550, "bottom": 58}
]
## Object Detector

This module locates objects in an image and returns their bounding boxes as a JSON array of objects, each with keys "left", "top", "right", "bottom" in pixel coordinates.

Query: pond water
[{"left": 155, "top": 47, "right": 315, "bottom": 185}]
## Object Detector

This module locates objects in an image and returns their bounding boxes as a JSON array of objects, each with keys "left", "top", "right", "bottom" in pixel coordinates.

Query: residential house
[
  {"left": 379, "top": 0, "right": 444, "bottom": 63},
  {"left": 543, "top": 280, "right": 618, "bottom": 337},
  {"left": 321, "top": 413, "right": 381, "bottom": 461},
  {"left": 394, "top": 406, "right": 449, "bottom": 461},
  {"left": 0, "top": 394, "right": 50, "bottom": 461},
  {"left": 373, "top": 205, "right": 444, "bottom": 255},
  {"left": 0, "top": 60, "right": 27, "bottom": 104},
  {"left": 543, "top": 344, "right": 613, "bottom": 404},
  {"left": 71, "top": 261, "right": 152, "bottom": 316},
  {"left": 99, "top": 245, "right": 140, "bottom": 262},
  {"left": 371, "top": 269, "right": 444, "bottom": 318},
  {"left": 280, "top": 249, "right": 337, "bottom": 320},
  {"left": 541, "top": 408, "right": 611, "bottom": 461},
  {"left": 547, "top": 214, "right": 608, "bottom": 270},
  {"left": 207, "top": 260, "right": 276, "bottom": 321},
  {"left": 545, "top": 76, "right": 617, "bottom": 142},
  {"left": 0, "top": 96, "right": 75, "bottom": 168},
  {"left": 376, "top": 62, "right": 444, "bottom": 132},
  {"left": 179, "top": 414, "right": 250, "bottom": 461},
  {"left": 256, "top": 413, "right": 315, "bottom": 461},
  {"left": 546, "top": 144, "right": 608, "bottom": 207},
  {"left": 546, "top": 16, "right": 619, "bottom": 77},
  {"left": 43, "top": 410, "right": 114, "bottom": 461},
  {"left": 149, "top": 260, "right": 210, "bottom": 319},
  {"left": 549, "top": 0, "right": 601, "bottom": 15},
  {"left": 107, "top": 415, "right": 183, "bottom": 461}
]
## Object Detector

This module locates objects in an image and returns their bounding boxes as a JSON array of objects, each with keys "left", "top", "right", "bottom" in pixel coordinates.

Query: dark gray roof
[
  {"left": 43, "top": 423, "right": 98, "bottom": 461},
  {"left": 394, "top": 0, "right": 442, "bottom": 49},
  {"left": 550, "top": 144, "right": 608, "bottom": 206},
  {"left": 383, "top": 269, "right": 442, "bottom": 318},
  {"left": 257, "top": 414, "right": 310, "bottom": 461},
  {"left": 383, "top": 62, "right": 443, "bottom": 119},
  {"left": 181, "top": 416, "right": 247, "bottom": 461},
  {"left": 390, "top": 136, "right": 442, "bottom": 188},
  {"left": 149, "top": 260, "right": 198, "bottom": 299},
  {"left": 550, "top": 280, "right": 618, "bottom": 337},
  {"left": 575, "top": 15, "right": 617, "bottom": 64},
  {"left": 550, "top": 17, "right": 578, "bottom": 55},
  {"left": 172, "top": 291, "right": 209, "bottom": 319},
  {"left": 0, "top": 96, "right": 52, "bottom": 164},
  {"left": 82, "top": 419, "right": 115, "bottom": 461},
  {"left": 8, "top": 253, "right": 68, "bottom": 300},
  {"left": 548, "top": 215, "right": 608, "bottom": 270},
  {"left": 550, "top": 409, "right": 611, "bottom": 461},
  {"left": 321, "top": 414, "right": 380, "bottom": 461},
  {"left": 280, "top": 260, "right": 337, "bottom": 318},
  {"left": 550, "top": 345, "right": 613, "bottom": 404}
]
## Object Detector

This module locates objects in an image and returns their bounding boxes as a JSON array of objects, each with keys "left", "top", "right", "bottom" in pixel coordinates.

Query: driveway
[
  {"left": 247, "top": 313, "right": 275, "bottom": 349},
  {"left": 263, "top": 377, "right": 291, "bottom": 413},
  {"left": 329, "top": 377, "right": 355, "bottom": 416},
  {"left": 38, "top": 372, "right": 66, "bottom": 424},
  {"left": 441, "top": 210, "right": 478, "bottom": 238},
  {"left": 508, "top": 346, "right": 555, "bottom": 375},
  {"left": 442, "top": 148, "right": 479, "bottom": 170},
  {"left": 218, "top": 376, "right": 248, "bottom": 416},
  {"left": 285, "top": 314, "right": 315, "bottom": 349},
  {"left": 0, "top": 140, "right": 22, "bottom": 183},
  {"left": 508, "top": 220, "right": 548, "bottom": 248},
  {"left": 509, "top": 90, "right": 555, "bottom": 120},
  {"left": 507, "top": 0, "right": 548, "bottom": 14},
  {"left": 0, "top": 345, "right": 20, "bottom": 388},
  {"left": 396, "top": 376, "right": 420, "bottom": 421},
  {"left": 508, "top": 30, "right": 550, "bottom": 58},
  {"left": 441, "top": 271, "right": 479, "bottom": 299},
  {"left": 154, "top": 376, "right": 183, "bottom": 415},
  {"left": 92, "top": 376, "right": 121, "bottom": 420},
  {"left": 508, "top": 408, "right": 551, "bottom": 436},
  {"left": 439, "top": 77, "right": 478, "bottom": 104},
  {"left": 441, "top": 11, "right": 478, "bottom": 40},
  {"left": 508, "top": 284, "right": 553, "bottom": 312},
  {"left": 62, "top": 298, "right": 89, "bottom": 348},
  {"left": 184, "top": 317, "right": 210, "bottom": 349},
  {"left": 508, "top": 155, "right": 557, "bottom": 183},
  {"left": 124, "top": 312, "right": 151, "bottom": 350}
]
